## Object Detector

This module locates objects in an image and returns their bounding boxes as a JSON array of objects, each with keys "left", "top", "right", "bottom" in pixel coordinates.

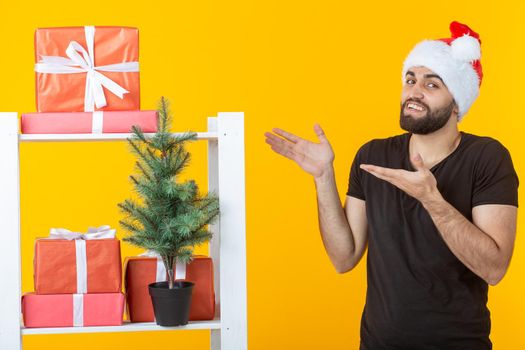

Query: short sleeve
[
  {"left": 346, "top": 143, "right": 368, "bottom": 200},
  {"left": 471, "top": 140, "right": 519, "bottom": 208}
]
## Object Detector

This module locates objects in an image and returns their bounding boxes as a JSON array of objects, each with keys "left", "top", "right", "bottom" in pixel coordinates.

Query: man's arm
[
  {"left": 265, "top": 124, "right": 369, "bottom": 274},
  {"left": 314, "top": 166, "right": 368, "bottom": 273},
  {"left": 422, "top": 197, "right": 517, "bottom": 286},
  {"left": 360, "top": 154, "right": 518, "bottom": 286}
]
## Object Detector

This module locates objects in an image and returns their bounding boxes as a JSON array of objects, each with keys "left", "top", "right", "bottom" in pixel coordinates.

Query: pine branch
[
  {"left": 130, "top": 125, "right": 151, "bottom": 147},
  {"left": 194, "top": 194, "right": 220, "bottom": 212},
  {"left": 118, "top": 219, "right": 143, "bottom": 234},
  {"left": 173, "top": 151, "right": 191, "bottom": 175},
  {"left": 178, "top": 230, "right": 213, "bottom": 248},
  {"left": 135, "top": 161, "right": 153, "bottom": 182},
  {"left": 191, "top": 210, "right": 219, "bottom": 235},
  {"left": 157, "top": 97, "right": 172, "bottom": 133},
  {"left": 173, "top": 248, "right": 194, "bottom": 265},
  {"left": 118, "top": 199, "right": 158, "bottom": 232},
  {"left": 127, "top": 138, "right": 158, "bottom": 176}
]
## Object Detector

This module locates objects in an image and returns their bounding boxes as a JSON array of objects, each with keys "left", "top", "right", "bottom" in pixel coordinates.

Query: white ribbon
[
  {"left": 92, "top": 111, "right": 104, "bottom": 133},
  {"left": 156, "top": 259, "right": 166, "bottom": 282},
  {"left": 34, "top": 26, "right": 139, "bottom": 112},
  {"left": 48, "top": 225, "right": 116, "bottom": 293},
  {"left": 75, "top": 240, "right": 87, "bottom": 293},
  {"left": 176, "top": 260, "right": 187, "bottom": 280},
  {"left": 139, "top": 250, "right": 187, "bottom": 282},
  {"left": 73, "top": 294, "right": 84, "bottom": 327}
]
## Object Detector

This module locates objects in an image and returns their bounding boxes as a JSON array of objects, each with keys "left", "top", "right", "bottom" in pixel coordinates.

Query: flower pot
[{"left": 148, "top": 281, "right": 194, "bottom": 326}]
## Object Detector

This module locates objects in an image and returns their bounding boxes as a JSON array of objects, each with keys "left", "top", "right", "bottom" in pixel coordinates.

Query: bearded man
[{"left": 264, "top": 21, "right": 519, "bottom": 349}]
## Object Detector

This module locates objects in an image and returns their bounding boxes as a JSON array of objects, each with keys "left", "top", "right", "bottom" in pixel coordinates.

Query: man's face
[{"left": 400, "top": 66, "right": 457, "bottom": 135}]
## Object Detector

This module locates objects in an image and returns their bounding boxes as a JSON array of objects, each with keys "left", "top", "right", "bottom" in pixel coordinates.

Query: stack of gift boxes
[
  {"left": 23, "top": 226, "right": 125, "bottom": 327},
  {"left": 22, "top": 26, "right": 157, "bottom": 133},
  {"left": 21, "top": 25, "right": 216, "bottom": 328}
]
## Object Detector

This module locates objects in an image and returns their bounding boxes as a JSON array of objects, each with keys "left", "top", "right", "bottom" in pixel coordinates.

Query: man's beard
[{"left": 399, "top": 99, "right": 455, "bottom": 135}]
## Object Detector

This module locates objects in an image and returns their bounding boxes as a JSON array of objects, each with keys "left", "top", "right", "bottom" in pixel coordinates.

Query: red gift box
[
  {"left": 35, "top": 26, "right": 140, "bottom": 112},
  {"left": 34, "top": 227, "right": 122, "bottom": 294},
  {"left": 22, "top": 292, "right": 124, "bottom": 328},
  {"left": 21, "top": 110, "right": 157, "bottom": 134},
  {"left": 124, "top": 255, "right": 215, "bottom": 322}
]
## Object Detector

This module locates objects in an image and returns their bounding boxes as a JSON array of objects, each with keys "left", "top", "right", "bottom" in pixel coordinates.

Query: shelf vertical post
[
  {"left": 208, "top": 116, "right": 221, "bottom": 349},
  {"left": 0, "top": 113, "right": 22, "bottom": 350},
  {"left": 216, "top": 112, "right": 247, "bottom": 349}
]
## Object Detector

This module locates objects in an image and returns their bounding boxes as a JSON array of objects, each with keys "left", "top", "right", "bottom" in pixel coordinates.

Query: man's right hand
[{"left": 264, "top": 124, "right": 335, "bottom": 179}]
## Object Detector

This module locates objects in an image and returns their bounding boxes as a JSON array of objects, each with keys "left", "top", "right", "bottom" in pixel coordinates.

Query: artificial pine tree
[{"left": 118, "top": 97, "right": 219, "bottom": 289}]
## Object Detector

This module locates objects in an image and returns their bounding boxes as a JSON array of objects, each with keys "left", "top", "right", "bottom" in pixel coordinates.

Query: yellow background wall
[{"left": 0, "top": 0, "right": 523, "bottom": 349}]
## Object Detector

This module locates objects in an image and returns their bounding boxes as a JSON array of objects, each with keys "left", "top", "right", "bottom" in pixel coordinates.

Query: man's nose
[{"left": 408, "top": 83, "right": 424, "bottom": 100}]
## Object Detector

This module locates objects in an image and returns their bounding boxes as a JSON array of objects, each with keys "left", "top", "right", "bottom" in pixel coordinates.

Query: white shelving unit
[{"left": 0, "top": 112, "right": 247, "bottom": 350}]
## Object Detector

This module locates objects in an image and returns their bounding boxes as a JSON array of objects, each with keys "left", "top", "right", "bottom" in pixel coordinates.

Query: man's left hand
[{"left": 360, "top": 154, "right": 442, "bottom": 205}]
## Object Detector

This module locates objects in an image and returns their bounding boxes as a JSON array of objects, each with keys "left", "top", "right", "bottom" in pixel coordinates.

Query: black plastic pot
[{"left": 149, "top": 281, "right": 194, "bottom": 326}]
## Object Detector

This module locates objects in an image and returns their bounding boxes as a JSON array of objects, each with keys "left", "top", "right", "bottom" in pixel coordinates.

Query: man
[{"left": 264, "top": 21, "right": 519, "bottom": 349}]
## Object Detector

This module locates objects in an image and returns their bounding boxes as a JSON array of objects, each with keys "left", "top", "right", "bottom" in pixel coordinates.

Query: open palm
[{"left": 264, "top": 124, "right": 334, "bottom": 178}]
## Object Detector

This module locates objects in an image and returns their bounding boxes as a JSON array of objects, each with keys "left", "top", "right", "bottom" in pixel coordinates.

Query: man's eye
[
  {"left": 427, "top": 83, "right": 438, "bottom": 88},
  {"left": 406, "top": 79, "right": 415, "bottom": 84}
]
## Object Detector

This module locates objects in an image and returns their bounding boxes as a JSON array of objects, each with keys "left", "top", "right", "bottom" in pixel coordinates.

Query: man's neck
[{"left": 408, "top": 124, "right": 462, "bottom": 169}]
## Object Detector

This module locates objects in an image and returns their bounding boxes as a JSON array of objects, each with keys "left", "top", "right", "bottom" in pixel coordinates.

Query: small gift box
[
  {"left": 34, "top": 226, "right": 122, "bottom": 294},
  {"left": 34, "top": 26, "right": 140, "bottom": 112},
  {"left": 21, "top": 110, "right": 157, "bottom": 134},
  {"left": 124, "top": 254, "right": 215, "bottom": 322},
  {"left": 22, "top": 292, "right": 125, "bottom": 328}
]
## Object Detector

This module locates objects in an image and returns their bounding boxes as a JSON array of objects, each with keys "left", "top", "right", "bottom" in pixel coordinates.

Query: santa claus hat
[{"left": 402, "top": 21, "right": 483, "bottom": 121}]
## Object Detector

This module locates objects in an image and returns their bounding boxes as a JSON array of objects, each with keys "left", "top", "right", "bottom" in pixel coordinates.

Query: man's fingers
[
  {"left": 360, "top": 164, "right": 399, "bottom": 179},
  {"left": 265, "top": 132, "right": 294, "bottom": 153},
  {"left": 264, "top": 132, "right": 287, "bottom": 151},
  {"left": 360, "top": 167, "right": 401, "bottom": 188},
  {"left": 269, "top": 143, "right": 300, "bottom": 163},
  {"left": 272, "top": 127, "right": 302, "bottom": 143},
  {"left": 313, "top": 123, "right": 329, "bottom": 144},
  {"left": 264, "top": 131, "right": 285, "bottom": 144},
  {"left": 264, "top": 129, "right": 302, "bottom": 161},
  {"left": 265, "top": 132, "right": 299, "bottom": 162},
  {"left": 412, "top": 153, "right": 427, "bottom": 171},
  {"left": 367, "top": 170, "right": 391, "bottom": 183},
  {"left": 272, "top": 145, "right": 300, "bottom": 163}
]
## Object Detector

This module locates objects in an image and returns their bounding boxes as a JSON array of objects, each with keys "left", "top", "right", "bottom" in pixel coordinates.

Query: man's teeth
[{"left": 407, "top": 103, "right": 424, "bottom": 111}]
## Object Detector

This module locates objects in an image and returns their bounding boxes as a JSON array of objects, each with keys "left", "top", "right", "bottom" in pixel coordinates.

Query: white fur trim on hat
[{"left": 402, "top": 40, "right": 480, "bottom": 122}]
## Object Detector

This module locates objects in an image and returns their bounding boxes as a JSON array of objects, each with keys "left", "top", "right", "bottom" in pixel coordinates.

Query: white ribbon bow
[
  {"left": 139, "top": 250, "right": 187, "bottom": 282},
  {"left": 35, "top": 26, "right": 139, "bottom": 112},
  {"left": 48, "top": 225, "right": 116, "bottom": 293},
  {"left": 49, "top": 225, "right": 116, "bottom": 240}
]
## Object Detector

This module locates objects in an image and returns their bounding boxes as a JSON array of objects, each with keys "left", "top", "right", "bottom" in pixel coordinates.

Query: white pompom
[{"left": 451, "top": 34, "right": 481, "bottom": 62}]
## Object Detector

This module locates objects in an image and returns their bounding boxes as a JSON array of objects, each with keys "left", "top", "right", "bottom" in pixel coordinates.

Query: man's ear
[{"left": 452, "top": 100, "right": 459, "bottom": 116}]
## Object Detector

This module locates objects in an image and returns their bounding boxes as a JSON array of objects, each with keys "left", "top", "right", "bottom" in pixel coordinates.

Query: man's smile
[{"left": 404, "top": 101, "right": 427, "bottom": 114}]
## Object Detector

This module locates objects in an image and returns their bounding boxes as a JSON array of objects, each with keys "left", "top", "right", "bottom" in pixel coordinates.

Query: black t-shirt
[{"left": 346, "top": 131, "right": 519, "bottom": 350}]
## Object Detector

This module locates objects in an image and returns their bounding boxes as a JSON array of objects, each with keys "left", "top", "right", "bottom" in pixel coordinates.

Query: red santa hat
[{"left": 402, "top": 21, "right": 483, "bottom": 121}]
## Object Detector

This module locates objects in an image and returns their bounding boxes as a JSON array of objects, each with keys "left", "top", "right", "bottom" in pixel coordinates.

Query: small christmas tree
[{"left": 118, "top": 97, "right": 219, "bottom": 289}]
